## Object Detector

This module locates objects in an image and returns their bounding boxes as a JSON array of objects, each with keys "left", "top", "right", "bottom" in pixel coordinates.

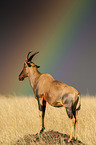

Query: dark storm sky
[{"left": 0, "top": 1, "right": 96, "bottom": 96}]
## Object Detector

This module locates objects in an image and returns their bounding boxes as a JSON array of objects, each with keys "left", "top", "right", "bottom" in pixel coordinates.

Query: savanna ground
[{"left": 0, "top": 95, "right": 96, "bottom": 145}]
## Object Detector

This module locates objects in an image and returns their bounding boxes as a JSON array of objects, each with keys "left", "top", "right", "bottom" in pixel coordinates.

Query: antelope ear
[{"left": 35, "top": 65, "right": 40, "bottom": 68}]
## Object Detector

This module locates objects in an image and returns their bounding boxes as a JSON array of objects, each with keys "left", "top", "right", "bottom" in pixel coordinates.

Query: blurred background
[{"left": 0, "top": 0, "right": 96, "bottom": 96}]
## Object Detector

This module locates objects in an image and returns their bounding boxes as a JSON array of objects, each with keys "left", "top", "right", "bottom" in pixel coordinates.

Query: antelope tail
[{"left": 76, "top": 94, "right": 81, "bottom": 111}]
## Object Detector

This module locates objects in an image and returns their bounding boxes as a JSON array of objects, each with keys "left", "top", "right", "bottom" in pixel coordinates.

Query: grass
[{"left": 0, "top": 95, "right": 95, "bottom": 145}]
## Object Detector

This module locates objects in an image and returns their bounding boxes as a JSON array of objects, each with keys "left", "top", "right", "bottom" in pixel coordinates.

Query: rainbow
[{"left": 16, "top": 1, "right": 95, "bottom": 96}]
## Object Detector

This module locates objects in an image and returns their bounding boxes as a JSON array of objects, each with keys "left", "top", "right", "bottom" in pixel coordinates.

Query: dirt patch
[{"left": 15, "top": 130, "right": 85, "bottom": 145}]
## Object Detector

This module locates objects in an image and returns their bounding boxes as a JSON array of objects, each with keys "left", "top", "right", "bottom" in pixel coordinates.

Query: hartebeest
[{"left": 19, "top": 51, "right": 81, "bottom": 142}]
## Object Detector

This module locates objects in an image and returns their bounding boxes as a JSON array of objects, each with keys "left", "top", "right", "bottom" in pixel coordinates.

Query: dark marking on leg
[
  {"left": 39, "top": 104, "right": 44, "bottom": 111},
  {"left": 66, "top": 107, "right": 73, "bottom": 119},
  {"left": 38, "top": 98, "right": 46, "bottom": 133}
]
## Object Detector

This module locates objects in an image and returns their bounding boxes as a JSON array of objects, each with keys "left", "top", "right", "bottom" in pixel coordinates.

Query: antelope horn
[
  {"left": 27, "top": 51, "right": 32, "bottom": 61},
  {"left": 28, "top": 51, "right": 39, "bottom": 62}
]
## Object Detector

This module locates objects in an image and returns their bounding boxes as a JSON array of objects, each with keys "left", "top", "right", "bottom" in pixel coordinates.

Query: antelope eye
[{"left": 27, "top": 62, "right": 31, "bottom": 67}]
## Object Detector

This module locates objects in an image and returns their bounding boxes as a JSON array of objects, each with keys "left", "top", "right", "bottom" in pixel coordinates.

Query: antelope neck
[{"left": 28, "top": 69, "right": 41, "bottom": 90}]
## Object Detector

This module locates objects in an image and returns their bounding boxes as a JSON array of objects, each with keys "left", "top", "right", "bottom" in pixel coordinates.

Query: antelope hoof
[
  {"left": 40, "top": 127, "right": 45, "bottom": 134},
  {"left": 36, "top": 127, "right": 45, "bottom": 135},
  {"left": 75, "top": 137, "right": 77, "bottom": 141},
  {"left": 68, "top": 137, "right": 72, "bottom": 143}
]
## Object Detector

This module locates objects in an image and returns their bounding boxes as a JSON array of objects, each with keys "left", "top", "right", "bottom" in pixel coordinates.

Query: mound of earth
[{"left": 15, "top": 130, "right": 85, "bottom": 145}]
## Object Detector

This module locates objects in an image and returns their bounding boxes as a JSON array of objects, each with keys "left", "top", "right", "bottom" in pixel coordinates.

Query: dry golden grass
[{"left": 0, "top": 95, "right": 95, "bottom": 145}]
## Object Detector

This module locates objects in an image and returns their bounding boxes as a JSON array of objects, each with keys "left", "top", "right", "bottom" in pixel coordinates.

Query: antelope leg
[
  {"left": 74, "top": 117, "right": 77, "bottom": 140},
  {"left": 68, "top": 117, "right": 75, "bottom": 142},
  {"left": 38, "top": 97, "right": 46, "bottom": 133}
]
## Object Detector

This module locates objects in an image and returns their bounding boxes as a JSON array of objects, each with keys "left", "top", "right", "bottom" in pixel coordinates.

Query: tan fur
[{"left": 19, "top": 53, "right": 81, "bottom": 142}]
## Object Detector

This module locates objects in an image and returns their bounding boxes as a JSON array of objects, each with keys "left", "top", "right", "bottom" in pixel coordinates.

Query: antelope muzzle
[{"left": 19, "top": 71, "right": 24, "bottom": 81}]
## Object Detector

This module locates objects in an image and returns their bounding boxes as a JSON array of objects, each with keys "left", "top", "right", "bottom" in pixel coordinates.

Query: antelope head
[{"left": 19, "top": 51, "right": 40, "bottom": 81}]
